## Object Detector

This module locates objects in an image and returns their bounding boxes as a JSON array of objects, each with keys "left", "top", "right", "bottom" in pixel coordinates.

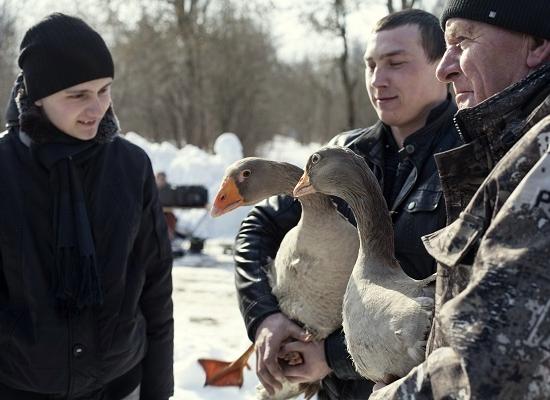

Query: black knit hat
[
  {"left": 441, "top": 0, "right": 550, "bottom": 40},
  {"left": 18, "top": 13, "right": 114, "bottom": 102}
]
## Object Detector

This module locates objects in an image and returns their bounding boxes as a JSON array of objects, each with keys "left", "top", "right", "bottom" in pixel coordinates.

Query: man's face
[
  {"left": 35, "top": 77, "right": 113, "bottom": 140},
  {"left": 436, "top": 18, "right": 531, "bottom": 109},
  {"left": 365, "top": 24, "right": 446, "bottom": 132}
]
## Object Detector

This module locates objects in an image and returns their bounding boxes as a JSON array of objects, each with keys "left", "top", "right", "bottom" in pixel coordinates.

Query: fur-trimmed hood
[{"left": 5, "top": 72, "right": 119, "bottom": 144}]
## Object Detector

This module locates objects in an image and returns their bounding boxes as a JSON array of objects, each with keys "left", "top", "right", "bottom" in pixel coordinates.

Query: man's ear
[
  {"left": 527, "top": 38, "right": 550, "bottom": 68},
  {"left": 34, "top": 99, "right": 43, "bottom": 107}
]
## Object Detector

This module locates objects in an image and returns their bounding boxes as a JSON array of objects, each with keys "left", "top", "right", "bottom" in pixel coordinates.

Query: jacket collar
[
  {"left": 347, "top": 120, "right": 385, "bottom": 167},
  {"left": 352, "top": 94, "right": 457, "bottom": 170},
  {"left": 454, "top": 63, "right": 550, "bottom": 164},
  {"left": 348, "top": 95, "right": 457, "bottom": 212},
  {"left": 399, "top": 96, "right": 456, "bottom": 166}
]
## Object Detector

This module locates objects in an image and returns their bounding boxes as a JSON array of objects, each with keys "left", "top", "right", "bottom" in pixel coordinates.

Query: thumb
[
  {"left": 280, "top": 340, "right": 306, "bottom": 355},
  {"left": 286, "top": 324, "right": 311, "bottom": 342}
]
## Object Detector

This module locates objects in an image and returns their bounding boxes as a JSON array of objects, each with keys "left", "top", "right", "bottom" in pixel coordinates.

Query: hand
[
  {"left": 254, "top": 313, "right": 310, "bottom": 395},
  {"left": 279, "top": 339, "right": 332, "bottom": 383}
]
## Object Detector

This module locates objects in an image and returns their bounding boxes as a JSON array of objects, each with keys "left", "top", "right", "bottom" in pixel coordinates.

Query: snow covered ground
[
  {"left": 171, "top": 239, "right": 260, "bottom": 400},
  {"left": 124, "top": 132, "right": 323, "bottom": 399}
]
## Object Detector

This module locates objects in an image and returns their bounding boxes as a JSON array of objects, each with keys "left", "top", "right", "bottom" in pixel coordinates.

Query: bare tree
[
  {"left": 0, "top": 0, "right": 17, "bottom": 129},
  {"left": 203, "top": 3, "right": 280, "bottom": 153},
  {"left": 168, "top": 0, "right": 211, "bottom": 146},
  {"left": 109, "top": 0, "right": 282, "bottom": 154},
  {"left": 304, "top": 0, "right": 363, "bottom": 131},
  {"left": 430, "top": 0, "right": 447, "bottom": 17},
  {"left": 387, "top": 0, "right": 418, "bottom": 13}
]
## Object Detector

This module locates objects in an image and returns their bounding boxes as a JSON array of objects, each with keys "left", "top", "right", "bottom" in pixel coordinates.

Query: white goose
[{"left": 293, "top": 146, "right": 435, "bottom": 383}]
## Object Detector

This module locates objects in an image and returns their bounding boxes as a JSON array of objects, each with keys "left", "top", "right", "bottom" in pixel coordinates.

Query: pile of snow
[
  {"left": 124, "top": 132, "right": 323, "bottom": 240},
  {"left": 256, "top": 135, "right": 322, "bottom": 168},
  {"left": 125, "top": 132, "right": 248, "bottom": 240}
]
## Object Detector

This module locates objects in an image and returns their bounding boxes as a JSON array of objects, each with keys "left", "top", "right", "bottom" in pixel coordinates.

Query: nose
[
  {"left": 368, "top": 66, "right": 388, "bottom": 89},
  {"left": 85, "top": 96, "right": 105, "bottom": 118},
  {"left": 436, "top": 46, "right": 461, "bottom": 83}
]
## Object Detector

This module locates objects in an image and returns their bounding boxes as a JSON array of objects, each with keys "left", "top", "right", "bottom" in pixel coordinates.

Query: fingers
[
  {"left": 285, "top": 322, "right": 311, "bottom": 342},
  {"left": 281, "top": 339, "right": 332, "bottom": 383},
  {"left": 280, "top": 340, "right": 307, "bottom": 355},
  {"left": 253, "top": 313, "right": 310, "bottom": 394},
  {"left": 280, "top": 350, "right": 303, "bottom": 366},
  {"left": 282, "top": 363, "right": 308, "bottom": 381},
  {"left": 280, "top": 343, "right": 309, "bottom": 381},
  {"left": 255, "top": 340, "right": 283, "bottom": 394}
]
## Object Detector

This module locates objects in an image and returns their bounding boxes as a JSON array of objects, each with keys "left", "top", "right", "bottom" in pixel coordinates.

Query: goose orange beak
[
  {"left": 198, "top": 344, "right": 254, "bottom": 388},
  {"left": 293, "top": 173, "right": 316, "bottom": 197},
  {"left": 210, "top": 177, "right": 244, "bottom": 217}
]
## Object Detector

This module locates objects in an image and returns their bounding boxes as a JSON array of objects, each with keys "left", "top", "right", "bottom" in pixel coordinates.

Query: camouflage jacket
[{"left": 371, "top": 63, "right": 550, "bottom": 400}]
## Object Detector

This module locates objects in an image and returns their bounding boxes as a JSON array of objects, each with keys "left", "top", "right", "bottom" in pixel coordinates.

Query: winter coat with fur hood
[{"left": 0, "top": 75, "right": 173, "bottom": 400}]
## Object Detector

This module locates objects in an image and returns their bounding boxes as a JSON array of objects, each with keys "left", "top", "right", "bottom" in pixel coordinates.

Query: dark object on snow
[
  {"left": 171, "top": 247, "right": 185, "bottom": 258},
  {"left": 158, "top": 185, "right": 208, "bottom": 208},
  {"left": 188, "top": 237, "right": 205, "bottom": 254}
]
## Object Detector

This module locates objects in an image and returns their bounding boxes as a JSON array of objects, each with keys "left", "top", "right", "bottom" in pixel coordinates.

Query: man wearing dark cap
[
  {"left": 371, "top": 1, "right": 550, "bottom": 398},
  {"left": 0, "top": 14, "right": 173, "bottom": 400}
]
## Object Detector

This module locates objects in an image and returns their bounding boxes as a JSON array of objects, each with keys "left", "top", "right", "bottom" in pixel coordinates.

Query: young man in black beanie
[
  {"left": 0, "top": 13, "right": 173, "bottom": 400},
  {"left": 371, "top": 1, "right": 550, "bottom": 399}
]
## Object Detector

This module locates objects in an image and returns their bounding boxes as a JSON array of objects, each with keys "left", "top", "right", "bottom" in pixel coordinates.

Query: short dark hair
[{"left": 374, "top": 9, "right": 445, "bottom": 63}]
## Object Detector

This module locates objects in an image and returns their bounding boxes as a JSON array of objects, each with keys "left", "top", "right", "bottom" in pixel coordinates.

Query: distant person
[
  {"left": 0, "top": 14, "right": 173, "bottom": 400},
  {"left": 233, "top": 9, "right": 461, "bottom": 399},
  {"left": 155, "top": 171, "right": 169, "bottom": 189},
  {"left": 371, "top": 0, "right": 550, "bottom": 398},
  {"left": 156, "top": 171, "right": 178, "bottom": 241}
]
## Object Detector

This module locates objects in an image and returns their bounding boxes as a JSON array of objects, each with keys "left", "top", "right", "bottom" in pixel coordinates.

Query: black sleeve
[
  {"left": 234, "top": 194, "right": 302, "bottom": 340},
  {"left": 324, "top": 329, "right": 363, "bottom": 380},
  {"left": 136, "top": 160, "right": 174, "bottom": 400}
]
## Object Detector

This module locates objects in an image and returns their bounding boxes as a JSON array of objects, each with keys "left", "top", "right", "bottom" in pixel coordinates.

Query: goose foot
[{"left": 198, "top": 344, "right": 254, "bottom": 387}]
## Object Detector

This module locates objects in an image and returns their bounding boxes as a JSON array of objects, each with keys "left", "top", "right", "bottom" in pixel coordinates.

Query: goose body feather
[
  {"left": 296, "top": 146, "right": 436, "bottom": 383},
  {"left": 214, "top": 157, "right": 359, "bottom": 398}
]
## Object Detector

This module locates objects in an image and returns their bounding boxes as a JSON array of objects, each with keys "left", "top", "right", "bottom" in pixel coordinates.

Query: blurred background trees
[
  {"left": 0, "top": 0, "right": 442, "bottom": 155},
  {"left": 0, "top": 0, "right": 17, "bottom": 117}
]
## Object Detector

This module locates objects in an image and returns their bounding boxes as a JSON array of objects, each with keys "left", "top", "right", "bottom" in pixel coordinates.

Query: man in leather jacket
[{"left": 234, "top": 10, "right": 461, "bottom": 399}]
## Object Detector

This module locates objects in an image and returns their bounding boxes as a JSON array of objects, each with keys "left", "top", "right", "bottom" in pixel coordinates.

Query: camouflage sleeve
[
  {"left": 372, "top": 143, "right": 550, "bottom": 399},
  {"left": 369, "top": 347, "right": 469, "bottom": 399}
]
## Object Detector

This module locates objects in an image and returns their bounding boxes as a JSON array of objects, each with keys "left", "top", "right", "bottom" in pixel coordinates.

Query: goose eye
[
  {"left": 242, "top": 170, "right": 251, "bottom": 178},
  {"left": 311, "top": 153, "right": 321, "bottom": 164}
]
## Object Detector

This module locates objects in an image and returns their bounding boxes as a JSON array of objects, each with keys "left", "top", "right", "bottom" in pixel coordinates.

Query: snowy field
[
  {"left": 124, "top": 132, "right": 322, "bottom": 399},
  {"left": 172, "top": 239, "right": 260, "bottom": 400}
]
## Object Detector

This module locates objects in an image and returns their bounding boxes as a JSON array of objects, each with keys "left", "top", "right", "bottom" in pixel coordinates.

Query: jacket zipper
[{"left": 453, "top": 116, "right": 466, "bottom": 143}]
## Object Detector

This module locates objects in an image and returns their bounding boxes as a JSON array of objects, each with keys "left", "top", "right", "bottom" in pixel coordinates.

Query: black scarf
[
  {"left": 7, "top": 74, "right": 120, "bottom": 310},
  {"left": 32, "top": 124, "right": 104, "bottom": 310}
]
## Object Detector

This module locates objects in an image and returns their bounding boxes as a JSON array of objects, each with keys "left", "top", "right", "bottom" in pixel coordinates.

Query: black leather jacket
[{"left": 234, "top": 96, "right": 461, "bottom": 399}]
